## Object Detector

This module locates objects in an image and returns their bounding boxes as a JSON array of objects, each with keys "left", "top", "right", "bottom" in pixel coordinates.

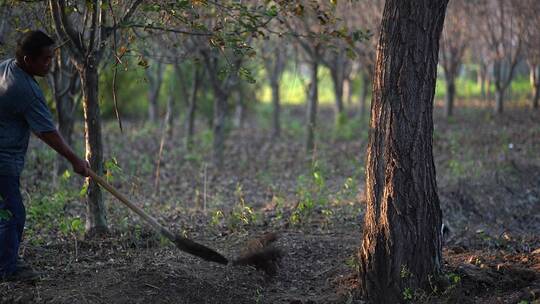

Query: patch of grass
[
  {"left": 436, "top": 74, "right": 530, "bottom": 101},
  {"left": 290, "top": 159, "right": 331, "bottom": 225},
  {"left": 332, "top": 115, "right": 367, "bottom": 142},
  {"left": 26, "top": 173, "right": 83, "bottom": 241}
]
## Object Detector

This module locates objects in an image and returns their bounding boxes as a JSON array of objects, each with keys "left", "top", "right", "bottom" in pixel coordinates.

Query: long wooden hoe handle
[{"left": 87, "top": 169, "right": 229, "bottom": 265}]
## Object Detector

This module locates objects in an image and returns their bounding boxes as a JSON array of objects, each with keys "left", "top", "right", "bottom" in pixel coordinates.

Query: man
[{"left": 0, "top": 30, "right": 89, "bottom": 282}]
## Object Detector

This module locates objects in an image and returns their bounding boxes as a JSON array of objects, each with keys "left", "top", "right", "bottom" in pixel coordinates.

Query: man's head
[{"left": 16, "top": 31, "right": 55, "bottom": 77}]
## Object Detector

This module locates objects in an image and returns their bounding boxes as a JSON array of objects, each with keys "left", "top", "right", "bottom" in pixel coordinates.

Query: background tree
[
  {"left": 474, "top": 0, "right": 524, "bottom": 114},
  {"left": 145, "top": 60, "right": 165, "bottom": 123},
  {"left": 261, "top": 36, "right": 287, "bottom": 138},
  {"left": 520, "top": 0, "right": 540, "bottom": 109},
  {"left": 281, "top": 2, "right": 324, "bottom": 152},
  {"left": 49, "top": 0, "right": 143, "bottom": 235},
  {"left": 280, "top": 1, "right": 362, "bottom": 151},
  {"left": 47, "top": 49, "right": 81, "bottom": 179},
  {"left": 440, "top": 0, "right": 471, "bottom": 117},
  {"left": 353, "top": 0, "right": 383, "bottom": 118},
  {"left": 358, "top": 0, "right": 448, "bottom": 302}
]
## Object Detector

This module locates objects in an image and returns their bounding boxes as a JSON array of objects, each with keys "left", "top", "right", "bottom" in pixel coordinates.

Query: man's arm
[{"left": 35, "top": 130, "right": 90, "bottom": 177}]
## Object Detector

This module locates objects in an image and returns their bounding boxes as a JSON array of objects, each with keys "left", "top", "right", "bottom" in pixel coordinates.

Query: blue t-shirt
[{"left": 0, "top": 58, "right": 56, "bottom": 176}]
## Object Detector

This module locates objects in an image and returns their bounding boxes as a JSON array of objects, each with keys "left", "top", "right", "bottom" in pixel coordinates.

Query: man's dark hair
[{"left": 15, "top": 30, "right": 55, "bottom": 63}]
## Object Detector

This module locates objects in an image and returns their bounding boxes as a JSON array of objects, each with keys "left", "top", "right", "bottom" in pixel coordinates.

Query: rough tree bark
[
  {"left": 78, "top": 61, "right": 107, "bottom": 234},
  {"left": 305, "top": 59, "right": 318, "bottom": 152},
  {"left": 358, "top": 1, "right": 448, "bottom": 303}
]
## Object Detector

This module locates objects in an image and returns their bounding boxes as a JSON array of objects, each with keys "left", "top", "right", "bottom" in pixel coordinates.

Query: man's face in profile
[{"left": 25, "top": 46, "right": 54, "bottom": 77}]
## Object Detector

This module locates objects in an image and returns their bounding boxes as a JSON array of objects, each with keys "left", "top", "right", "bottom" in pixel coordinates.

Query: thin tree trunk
[
  {"left": 271, "top": 77, "right": 281, "bottom": 138},
  {"left": 359, "top": 71, "right": 369, "bottom": 117},
  {"left": 213, "top": 90, "right": 227, "bottom": 167},
  {"left": 486, "top": 73, "right": 492, "bottom": 100},
  {"left": 55, "top": 93, "right": 76, "bottom": 176},
  {"left": 445, "top": 77, "right": 455, "bottom": 117},
  {"left": 0, "top": 5, "right": 10, "bottom": 48},
  {"left": 79, "top": 63, "right": 108, "bottom": 235},
  {"left": 331, "top": 68, "right": 345, "bottom": 124},
  {"left": 478, "top": 62, "right": 487, "bottom": 99},
  {"left": 166, "top": 93, "right": 174, "bottom": 137},
  {"left": 534, "top": 84, "right": 540, "bottom": 110},
  {"left": 305, "top": 60, "right": 318, "bottom": 152},
  {"left": 343, "top": 77, "right": 352, "bottom": 106},
  {"left": 185, "top": 68, "right": 201, "bottom": 150},
  {"left": 48, "top": 51, "right": 80, "bottom": 180},
  {"left": 147, "top": 61, "right": 164, "bottom": 123},
  {"left": 268, "top": 46, "right": 285, "bottom": 139},
  {"left": 530, "top": 64, "right": 539, "bottom": 109},
  {"left": 359, "top": 0, "right": 447, "bottom": 302},
  {"left": 234, "top": 86, "right": 245, "bottom": 129},
  {"left": 495, "top": 89, "right": 504, "bottom": 114}
]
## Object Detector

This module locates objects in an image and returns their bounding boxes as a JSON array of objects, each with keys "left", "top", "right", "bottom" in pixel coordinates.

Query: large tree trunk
[
  {"left": 78, "top": 63, "right": 108, "bottom": 235},
  {"left": 185, "top": 68, "right": 201, "bottom": 150},
  {"left": 147, "top": 61, "right": 164, "bottom": 123},
  {"left": 530, "top": 64, "right": 540, "bottom": 109},
  {"left": 445, "top": 77, "right": 455, "bottom": 117},
  {"left": 358, "top": 1, "right": 447, "bottom": 303},
  {"left": 305, "top": 60, "right": 318, "bottom": 152}
]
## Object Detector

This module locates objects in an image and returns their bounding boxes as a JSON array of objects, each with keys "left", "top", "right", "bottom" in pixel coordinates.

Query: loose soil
[{"left": 1, "top": 102, "right": 539, "bottom": 303}]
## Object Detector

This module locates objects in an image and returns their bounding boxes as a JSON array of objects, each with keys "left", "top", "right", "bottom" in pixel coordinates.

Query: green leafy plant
[
  {"left": 403, "top": 287, "right": 413, "bottom": 301},
  {"left": 104, "top": 157, "right": 123, "bottom": 182},
  {"left": 59, "top": 217, "right": 84, "bottom": 237},
  {"left": 290, "top": 160, "right": 330, "bottom": 225},
  {"left": 210, "top": 210, "right": 224, "bottom": 227},
  {"left": 227, "top": 183, "right": 259, "bottom": 230}
]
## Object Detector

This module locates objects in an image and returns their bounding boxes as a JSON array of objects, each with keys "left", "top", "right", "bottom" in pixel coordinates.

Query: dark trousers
[{"left": 0, "top": 176, "right": 24, "bottom": 276}]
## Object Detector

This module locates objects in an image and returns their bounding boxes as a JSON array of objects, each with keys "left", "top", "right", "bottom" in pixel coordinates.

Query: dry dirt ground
[{"left": 1, "top": 102, "right": 539, "bottom": 303}]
